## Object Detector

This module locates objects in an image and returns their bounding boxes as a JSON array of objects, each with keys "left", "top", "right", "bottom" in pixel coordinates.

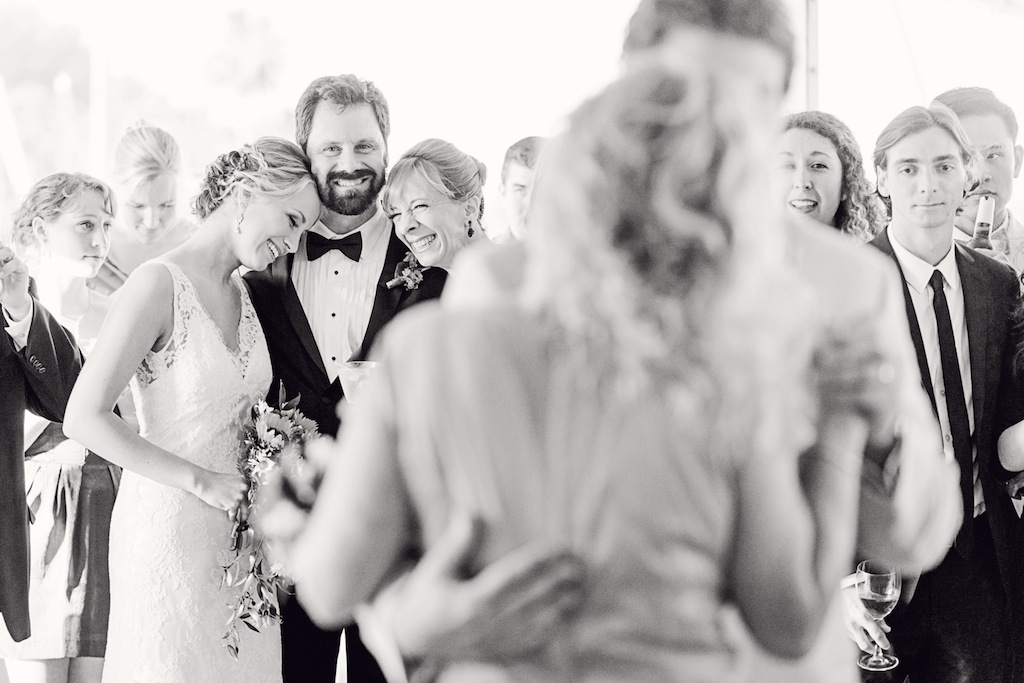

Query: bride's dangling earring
[
  {"left": 234, "top": 191, "right": 250, "bottom": 234},
  {"left": 466, "top": 220, "right": 475, "bottom": 238}
]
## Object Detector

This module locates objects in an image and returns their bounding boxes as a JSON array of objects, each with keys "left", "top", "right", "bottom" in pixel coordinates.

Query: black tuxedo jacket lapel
[
  {"left": 956, "top": 246, "right": 990, "bottom": 435},
  {"left": 356, "top": 229, "right": 408, "bottom": 362},
  {"left": 268, "top": 254, "right": 328, "bottom": 379},
  {"left": 869, "top": 230, "right": 938, "bottom": 416},
  {"left": 352, "top": 227, "right": 449, "bottom": 361}
]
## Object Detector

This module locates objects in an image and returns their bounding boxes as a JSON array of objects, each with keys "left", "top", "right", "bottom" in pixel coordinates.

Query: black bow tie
[{"left": 306, "top": 231, "right": 362, "bottom": 262}]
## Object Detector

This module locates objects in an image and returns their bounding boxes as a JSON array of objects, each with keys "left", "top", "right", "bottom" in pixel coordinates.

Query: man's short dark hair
[
  {"left": 934, "top": 86, "right": 1019, "bottom": 141},
  {"left": 501, "top": 137, "right": 546, "bottom": 183},
  {"left": 294, "top": 74, "right": 390, "bottom": 153}
]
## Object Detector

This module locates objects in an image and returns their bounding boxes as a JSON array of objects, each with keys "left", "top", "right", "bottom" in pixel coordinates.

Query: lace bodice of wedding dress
[{"left": 102, "top": 259, "right": 280, "bottom": 683}]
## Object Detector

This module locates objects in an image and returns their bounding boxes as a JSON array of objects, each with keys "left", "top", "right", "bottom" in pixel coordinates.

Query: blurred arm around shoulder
[
  {"left": 789, "top": 218, "right": 961, "bottom": 574},
  {"left": 349, "top": 241, "right": 586, "bottom": 682}
]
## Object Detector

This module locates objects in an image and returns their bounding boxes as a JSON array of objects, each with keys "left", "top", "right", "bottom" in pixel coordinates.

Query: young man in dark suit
[
  {"left": 0, "top": 245, "right": 83, "bottom": 645},
  {"left": 866, "top": 103, "right": 1022, "bottom": 683},
  {"left": 244, "top": 75, "right": 445, "bottom": 683}
]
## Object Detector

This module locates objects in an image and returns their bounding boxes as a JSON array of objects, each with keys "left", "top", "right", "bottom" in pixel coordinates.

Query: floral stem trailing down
[{"left": 222, "top": 381, "right": 319, "bottom": 659}]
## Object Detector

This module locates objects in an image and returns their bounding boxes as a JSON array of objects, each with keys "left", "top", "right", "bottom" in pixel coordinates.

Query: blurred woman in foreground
[{"left": 287, "top": 53, "right": 866, "bottom": 682}]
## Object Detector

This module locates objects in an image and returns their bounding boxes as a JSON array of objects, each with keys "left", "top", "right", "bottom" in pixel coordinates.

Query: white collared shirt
[
  {"left": 3, "top": 301, "right": 33, "bottom": 351},
  {"left": 889, "top": 227, "right": 983, "bottom": 516},
  {"left": 291, "top": 206, "right": 391, "bottom": 381}
]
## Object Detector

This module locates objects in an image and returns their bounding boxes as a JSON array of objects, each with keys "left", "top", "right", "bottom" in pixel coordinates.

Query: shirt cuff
[{"left": 3, "top": 300, "right": 34, "bottom": 351}]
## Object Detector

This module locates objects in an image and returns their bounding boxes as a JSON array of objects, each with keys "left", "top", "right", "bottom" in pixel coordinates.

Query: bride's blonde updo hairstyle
[
  {"left": 191, "top": 136, "right": 313, "bottom": 222},
  {"left": 522, "top": 59, "right": 813, "bottom": 444}
]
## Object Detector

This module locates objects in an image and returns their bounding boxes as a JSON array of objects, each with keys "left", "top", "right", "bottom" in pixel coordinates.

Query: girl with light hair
[
  {"left": 91, "top": 123, "right": 196, "bottom": 295},
  {"left": 0, "top": 172, "right": 118, "bottom": 683}
]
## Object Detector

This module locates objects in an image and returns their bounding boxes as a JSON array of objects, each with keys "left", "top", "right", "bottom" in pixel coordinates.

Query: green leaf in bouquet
[{"left": 223, "top": 389, "right": 320, "bottom": 658}]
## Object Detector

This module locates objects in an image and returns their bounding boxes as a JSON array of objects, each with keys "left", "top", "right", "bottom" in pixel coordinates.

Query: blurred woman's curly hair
[{"left": 522, "top": 59, "right": 815, "bottom": 452}]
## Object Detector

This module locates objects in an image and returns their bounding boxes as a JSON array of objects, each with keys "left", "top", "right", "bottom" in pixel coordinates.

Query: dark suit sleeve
[
  {"left": 992, "top": 265, "right": 1024, "bottom": 481},
  {"left": 8, "top": 297, "right": 84, "bottom": 423},
  {"left": 997, "top": 345, "right": 1024, "bottom": 432},
  {"left": 994, "top": 346, "right": 1024, "bottom": 482},
  {"left": 414, "top": 268, "right": 448, "bottom": 303}
]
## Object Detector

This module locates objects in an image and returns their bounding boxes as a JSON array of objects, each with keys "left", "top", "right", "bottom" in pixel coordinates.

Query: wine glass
[
  {"left": 333, "top": 360, "right": 380, "bottom": 404},
  {"left": 856, "top": 559, "right": 901, "bottom": 672}
]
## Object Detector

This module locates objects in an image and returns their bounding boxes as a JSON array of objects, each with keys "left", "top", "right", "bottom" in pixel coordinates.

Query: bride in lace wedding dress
[{"left": 64, "top": 138, "right": 320, "bottom": 682}]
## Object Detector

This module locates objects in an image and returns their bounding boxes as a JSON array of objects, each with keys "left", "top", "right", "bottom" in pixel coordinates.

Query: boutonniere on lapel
[{"left": 386, "top": 252, "right": 426, "bottom": 290}]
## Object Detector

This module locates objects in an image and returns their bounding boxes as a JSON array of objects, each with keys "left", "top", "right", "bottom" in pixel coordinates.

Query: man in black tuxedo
[
  {"left": 866, "top": 103, "right": 1022, "bottom": 683},
  {"left": 245, "top": 75, "right": 445, "bottom": 683},
  {"left": 0, "top": 245, "right": 83, "bottom": 644}
]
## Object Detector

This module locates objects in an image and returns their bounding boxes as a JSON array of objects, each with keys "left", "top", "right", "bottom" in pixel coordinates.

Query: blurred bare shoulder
[
  {"left": 442, "top": 240, "right": 527, "bottom": 309},
  {"left": 787, "top": 215, "right": 897, "bottom": 321}
]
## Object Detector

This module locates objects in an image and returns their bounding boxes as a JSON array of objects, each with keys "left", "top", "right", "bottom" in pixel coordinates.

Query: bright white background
[
  {"left": 814, "top": 0, "right": 1024, "bottom": 218},
  {"left": 4, "top": 0, "right": 1024, "bottom": 226},
  {"left": 0, "top": 0, "right": 639, "bottom": 234}
]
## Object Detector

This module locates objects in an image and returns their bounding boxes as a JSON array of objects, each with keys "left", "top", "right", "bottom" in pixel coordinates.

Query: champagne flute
[
  {"left": 856, "top": 559, "right": 901, "bottom": 672},
  {"left": 333, "top": 360, "right": 380, "bottom": 404}
]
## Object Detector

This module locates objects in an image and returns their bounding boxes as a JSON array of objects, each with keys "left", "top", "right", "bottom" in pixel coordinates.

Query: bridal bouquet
[{"left": 222, "top": 382, "right": 319, "bottom": 658}]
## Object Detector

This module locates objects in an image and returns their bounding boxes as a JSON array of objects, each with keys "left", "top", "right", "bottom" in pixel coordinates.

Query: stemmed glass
[
  {"left": 333, "top": 360, "right": 380, "bottom": 404},
  {"left": 856, "top": 559, "right": 901, "bottom": 672}
]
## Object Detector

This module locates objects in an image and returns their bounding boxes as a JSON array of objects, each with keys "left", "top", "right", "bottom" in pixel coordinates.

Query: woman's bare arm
[{"left": 63, "top": 262, "right": 245, "bottom": 510}]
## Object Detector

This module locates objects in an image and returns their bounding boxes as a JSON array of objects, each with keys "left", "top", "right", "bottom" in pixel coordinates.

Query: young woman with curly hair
[{"left": 773, "top": 110, "right": 884, "bottom": 242}]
